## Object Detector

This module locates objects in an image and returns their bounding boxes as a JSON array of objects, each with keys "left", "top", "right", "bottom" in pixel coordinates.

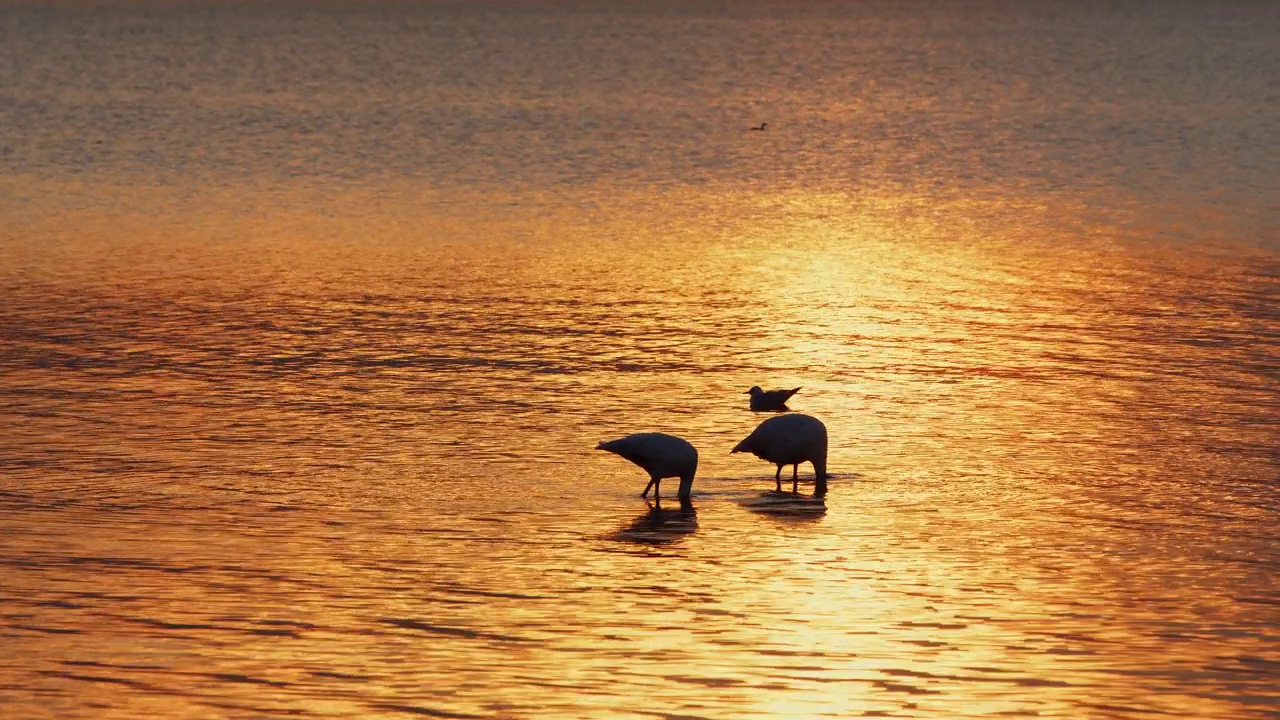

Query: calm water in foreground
[{"left": 1, "top": 1, "right": 1277, "bottom": 718}]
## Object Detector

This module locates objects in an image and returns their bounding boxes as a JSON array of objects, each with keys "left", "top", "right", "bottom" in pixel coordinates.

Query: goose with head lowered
[
  {"left": 745, "top": 385, "right": 801, "bottom": 412},
  {"left": 596, "top": 432, "right": 698, "bottom": 505},
  {"left": 732, "top": 413, "right": 828, "bottom": 494}
]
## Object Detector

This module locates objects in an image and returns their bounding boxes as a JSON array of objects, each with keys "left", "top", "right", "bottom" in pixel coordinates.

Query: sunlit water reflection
[{"left": 2, "top": 1, "right": 1277, "bottom": 718}]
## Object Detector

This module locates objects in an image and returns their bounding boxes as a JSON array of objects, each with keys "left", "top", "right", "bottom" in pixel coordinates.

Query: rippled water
[{"left": 2, "top": 1, "right": 1278, "bottom": 718}]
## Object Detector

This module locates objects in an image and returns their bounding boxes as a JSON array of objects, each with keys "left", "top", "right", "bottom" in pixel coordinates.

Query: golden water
[{"left": 1, "top": 2, "right": 1277, "bottom": 718}]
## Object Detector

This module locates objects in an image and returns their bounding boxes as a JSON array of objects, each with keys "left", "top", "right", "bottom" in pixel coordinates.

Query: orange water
[{"left": 2, "top": 2, "right": 1276, "bottom": 718}]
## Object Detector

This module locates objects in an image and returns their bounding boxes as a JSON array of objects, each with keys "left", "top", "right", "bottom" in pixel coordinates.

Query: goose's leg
[
  {"left": 792, "top": 464, "right": 799, "bottom": 493},
  {"left": 642, "top": 476, "right": 658, "bottom": 498},
  {"left": 775, "top": 465, "right": 783, "bottom": 492}
]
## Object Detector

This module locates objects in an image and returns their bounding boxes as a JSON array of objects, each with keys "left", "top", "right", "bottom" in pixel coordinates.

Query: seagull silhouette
[{"left": 745, "top": 385, "right": 801, "bottom": 412}]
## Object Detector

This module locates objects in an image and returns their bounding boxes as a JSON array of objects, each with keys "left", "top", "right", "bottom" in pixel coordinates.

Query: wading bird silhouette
[
  {"left": 732, "top": 413, "right": 828, "bottom": 494},
  {"left": 596, "top": 432, "right": 698, "bottom": 505}
]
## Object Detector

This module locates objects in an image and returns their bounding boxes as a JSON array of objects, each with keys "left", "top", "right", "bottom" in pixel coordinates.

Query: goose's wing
[{"left": 598, "top": 433, "right": 695, "bottom": 474}]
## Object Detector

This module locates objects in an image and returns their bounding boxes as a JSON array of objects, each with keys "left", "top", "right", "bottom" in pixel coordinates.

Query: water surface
[{"left": 1, "top": 1, "right": 1277, "bottom": 718}]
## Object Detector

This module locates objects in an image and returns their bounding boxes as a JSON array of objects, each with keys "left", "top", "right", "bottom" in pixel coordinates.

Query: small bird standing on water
[
  {"left": 745, "top": 385, "right": 801, "bottom": 412},
  {"left": 596, "top": 432, "right": 698, "bottom": 505},
  {"left": 732, "top": 413, "right": 828, "bottom": 494}
]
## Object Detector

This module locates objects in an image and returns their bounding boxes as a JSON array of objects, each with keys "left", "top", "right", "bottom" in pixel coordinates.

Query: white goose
[
  {"left": 596, "top": 432, "right": 698, "bottom": 504},
  {"left": 732, "top": 413, "right": 828, "bottom": 493}
]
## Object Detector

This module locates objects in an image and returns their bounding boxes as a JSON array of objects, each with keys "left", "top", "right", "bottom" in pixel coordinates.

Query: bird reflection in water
[
  {"left": 740, "top": 487, "right": 827, "bottom": 520},
  {"left": 611, "top": 500, "right": 698, "bottom": 546}
]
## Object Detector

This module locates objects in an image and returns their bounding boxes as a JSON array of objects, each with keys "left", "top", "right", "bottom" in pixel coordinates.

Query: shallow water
[{"left": 2, "top": 1, "right": 1278, "bottom": 718}]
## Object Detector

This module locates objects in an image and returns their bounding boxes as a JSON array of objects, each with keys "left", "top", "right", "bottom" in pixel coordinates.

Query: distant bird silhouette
[
  {"left": 749, "top": 122, "right": 768, "bottom": 131},
  {"left": 731, "top": 413, "right": 828, "bottom": 494},
  {"left": 596, "top": 432, "right": 698, "bottom": 504},
  {"left": 745, "top": 385, "right": 801, "bottom": 412}
]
